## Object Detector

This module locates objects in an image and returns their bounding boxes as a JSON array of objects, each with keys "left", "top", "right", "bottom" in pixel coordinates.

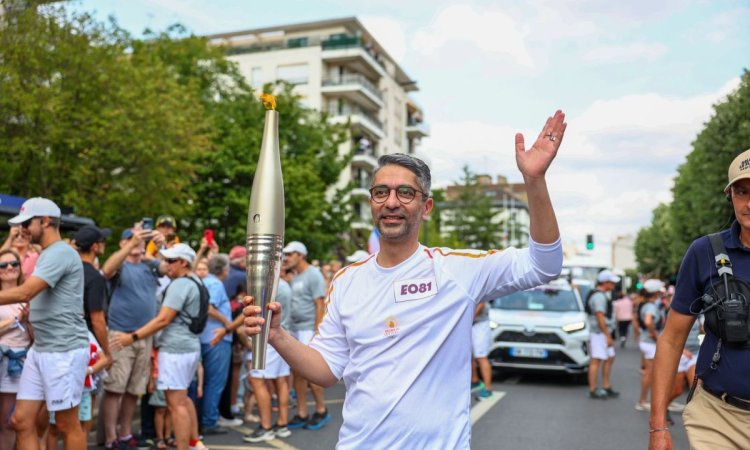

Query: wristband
[
  {"left": 131, "top": 332, "right": 139, "bottom": 342},
  {"left": 87, "top": 366, "right": 94, "bottom": 375},
  {"left": 649, "top": 427, "right": 669, "bottom": 433}
]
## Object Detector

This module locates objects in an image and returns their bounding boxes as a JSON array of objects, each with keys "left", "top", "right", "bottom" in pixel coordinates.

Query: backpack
[
  {"left": 163, "top": 275, "right": 210, "bottom": 334},
  {"left": 638, "top": 301, "right": 663, "bottom": 331},
  {"left": 585, "top": 289, "right": 613, "bottom": 319}
]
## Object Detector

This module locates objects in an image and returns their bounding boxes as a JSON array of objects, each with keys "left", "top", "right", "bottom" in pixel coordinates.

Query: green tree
[
  {"left": 670, "top": 70, "right": 750, "bottom": 253},
  {"left": 134, "top": 28, "right": 352, "bottom": 258},
  {"left": 444, "top": 165, "right": 504, "bottom": 249},
  {"left": 0, "top": 4, "right": 209, "bottom": 231},
  {"left": 634, "top": 203, "right": 680, "bottom": 278}
]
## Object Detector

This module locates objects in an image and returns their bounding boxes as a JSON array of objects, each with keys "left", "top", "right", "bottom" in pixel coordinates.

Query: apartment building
[
  {"left": 440, "top": 174, "right": 530, "bottom": 248},
  {"left": 206, "top": 17, "right": 429, "bottom": 229}
]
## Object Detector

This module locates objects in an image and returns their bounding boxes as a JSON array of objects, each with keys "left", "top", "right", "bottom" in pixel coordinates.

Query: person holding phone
[{"left": 146, "top": 215, "right": 180, "bottom": 258}]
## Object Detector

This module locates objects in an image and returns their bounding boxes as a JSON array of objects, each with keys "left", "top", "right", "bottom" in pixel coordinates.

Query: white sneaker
[
  {"left": 217, "top": 416, "right": 243, "bottom": 427},
  {"left": 635, "top": 401, "right": 651, "bottom": 411},
  {"left": 189, "top": 441, "right": 209, "bottom": 450},
  {"left": 668, "top": 402, "right": 685, "bottom": 412},
  {"left": 243, "top": 427, "right": 275, "bottom": 443}
]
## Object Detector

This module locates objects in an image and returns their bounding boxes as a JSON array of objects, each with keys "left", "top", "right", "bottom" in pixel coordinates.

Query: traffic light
[{"left": 586, "top": 234, "right": 594, "bottom": 250}]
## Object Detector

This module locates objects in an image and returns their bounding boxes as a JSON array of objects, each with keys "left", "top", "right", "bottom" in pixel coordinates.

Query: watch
[{"left": 131, "top": 332, "right": 139, "bottom": 342}]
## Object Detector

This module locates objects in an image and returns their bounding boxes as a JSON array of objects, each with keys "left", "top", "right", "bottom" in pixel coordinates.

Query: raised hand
[{"left": 515, "top": 110, "right": 567, "bottom": 179}]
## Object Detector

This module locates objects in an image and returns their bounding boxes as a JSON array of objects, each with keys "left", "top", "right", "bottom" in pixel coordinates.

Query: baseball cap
[
  {"left": 346, "top": 250, "right": 370, "bottom": 263},
  {"left": 8, "top": 197, "right": 61, "bottom": 226},
  {"left": 725, "top": 148, "right": 750, "bottom": 192},
  {"left": 597, "top": 270, "right": 621, "bottom": 284},
  {"left": 643, "top": 279, "right": 666, "bottom": 294},
  {"left": 282, "top": 241, "right": 307, "bottom": 256},
  {"left": 160, "top": 243, "right": 196, "bottom": 263},
  {"left": 229, "top": 245, "right": 247, "bottom": 260},
  {"left": 120, "top": 228, "right": 135, "bottom": 240},
  {"left": 73, "top": 225, "right": 112, "bottom": 249},
  {"left": 156, "top": 214, "right": 177, "bottom": 229}
]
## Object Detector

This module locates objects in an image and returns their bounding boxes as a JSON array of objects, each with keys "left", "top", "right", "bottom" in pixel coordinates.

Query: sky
[{"left": 70, "top": 0, "right": 750, "bottom": 261}]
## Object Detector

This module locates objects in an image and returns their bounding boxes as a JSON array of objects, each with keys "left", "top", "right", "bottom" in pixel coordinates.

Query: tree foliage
[
  {"left": 0, "top": 5, "right": 353, "bottom": 260},
  {"left": 634, "top": 203, "right": 680, "bottom": 278},
  {"left": 444, "top": 165, "right": 504, "bottom": 249},
  {"left": 671, "top": 70, "right": 750, "bottom": 252}
]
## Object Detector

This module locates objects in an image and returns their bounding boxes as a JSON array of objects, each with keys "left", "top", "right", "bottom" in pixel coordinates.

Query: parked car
[{"left": 488, "top": 280, "right": 590, "bottom": 376}]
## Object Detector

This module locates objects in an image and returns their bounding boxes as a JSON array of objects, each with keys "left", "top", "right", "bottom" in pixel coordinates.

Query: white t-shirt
[{"left": 310, "top": 239, "right": 562, "bottom": 449}]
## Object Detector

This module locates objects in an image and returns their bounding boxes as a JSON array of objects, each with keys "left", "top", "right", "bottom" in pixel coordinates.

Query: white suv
[{"left": 488, "top": 280, "right": 590, "bottom": 375}]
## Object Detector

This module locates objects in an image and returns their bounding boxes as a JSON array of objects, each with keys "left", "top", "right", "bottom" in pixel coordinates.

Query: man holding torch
[{"left": 244, "top": 110, "right": 567, "bottom": 448}]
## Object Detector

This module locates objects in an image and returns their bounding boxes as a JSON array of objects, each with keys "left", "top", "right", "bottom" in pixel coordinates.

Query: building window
[
  {"left": 277, "top": 63, "right": 309, "bottom": 85},
  {"left": 250, "top": 67, "right": 263, "bottom": 89}
]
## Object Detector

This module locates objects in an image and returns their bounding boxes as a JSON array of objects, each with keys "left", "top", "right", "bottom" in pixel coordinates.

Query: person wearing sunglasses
[
  {"left": 244, "top": 111, "right": 567, "bottom": 449},
  {"left": 0, "top": 197, "right": 89, "bottom": 450},
  {"left": 0, "top": 249, "right": 33, "bottom": 450},
  {"left": 1, "top": 223, "right": 40, "bottom": 279}
]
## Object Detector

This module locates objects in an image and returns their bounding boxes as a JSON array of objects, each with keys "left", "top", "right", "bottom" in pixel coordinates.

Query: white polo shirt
[{"left": 310, "top": 239, "right": 562, "bottom": 449}]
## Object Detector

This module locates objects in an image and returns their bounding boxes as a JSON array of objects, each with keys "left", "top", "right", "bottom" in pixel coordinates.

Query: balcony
[
  {"left": 406, "top": 118, "right": 430, "bottom": 138},
  {"left": 327, "top": 104, "right": 385, "bottom": 140},
  {"left": 322, "top": 74, "right": 383, "bottom": 110},
  {"left": 321, "top": 35, "right": 386, "bottom": 80}
]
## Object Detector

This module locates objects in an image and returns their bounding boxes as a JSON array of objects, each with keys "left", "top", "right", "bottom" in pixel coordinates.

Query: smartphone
[
  {"left": 142, "top": 217, "right": 154, "bottom": 230},
  {"left": 204, "top": 229, "right": 214, "bottom": 246}
]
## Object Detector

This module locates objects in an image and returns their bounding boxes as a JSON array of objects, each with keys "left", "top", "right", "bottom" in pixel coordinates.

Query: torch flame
[{"left": 259, "top": 93, "right": 276, "bottom": 111}]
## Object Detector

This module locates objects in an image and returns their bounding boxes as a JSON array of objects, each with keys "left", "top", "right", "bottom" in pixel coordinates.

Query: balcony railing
[
  {"left": 327, "top": 104, "right": 383, "bottom": 131},
  {"left": 322, "top": 74, "right": 382, "bottom": 101}
]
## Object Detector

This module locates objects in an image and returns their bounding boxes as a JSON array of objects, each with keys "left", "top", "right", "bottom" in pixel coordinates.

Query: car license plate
[{"left": 510, "top": 347, "right": 548, "bottom": 358}]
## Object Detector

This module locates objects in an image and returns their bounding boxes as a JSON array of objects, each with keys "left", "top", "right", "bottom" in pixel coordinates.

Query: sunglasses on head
[{"left": 0, "top": 261, "right": 20, "bottom": 270}]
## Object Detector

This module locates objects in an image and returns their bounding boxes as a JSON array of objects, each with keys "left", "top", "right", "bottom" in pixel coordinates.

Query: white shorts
[
  {"left": 589, "top": 333, "right": 615, "bottom": 360},
  {"left": 17, "top": 347, "right": 88, "bottom": 412},
  {"left": 471, "top": 321, "right": 492, "bottom": 358},
  {"left": 639, "top": 341, "right": 657, "bottom": 360},
  {"left": 156, "top": 351, "right": 200, "bottom": 391},
  {"left": 678, "top": 353, "right": 699, "bottom": 372},
  {"left": 290, "top": 329, "right": 314, "bottom": 344},
  {"left": 250, "top": 345, "right": 290, "bottom": 379},
  {"left": 0, "top": 346, "right": 28, "bottom": 393}
]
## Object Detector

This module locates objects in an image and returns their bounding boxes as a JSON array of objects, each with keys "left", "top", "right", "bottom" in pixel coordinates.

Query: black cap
[{"left": 74, "top": 225, "right": 112, "bottom": 250}]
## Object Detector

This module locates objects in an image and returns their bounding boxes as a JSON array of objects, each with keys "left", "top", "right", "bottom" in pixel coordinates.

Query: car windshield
[{"left": 491, "top": 288, "right": 580, "bottom": 312}]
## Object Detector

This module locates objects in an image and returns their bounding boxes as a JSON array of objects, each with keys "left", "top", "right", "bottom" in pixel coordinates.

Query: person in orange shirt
[{"left": 146, "top": 215, "right": 180, "bottom": 258}]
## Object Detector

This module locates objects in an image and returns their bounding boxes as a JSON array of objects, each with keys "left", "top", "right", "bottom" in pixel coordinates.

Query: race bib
[{"left": 394, "top": 277, "right": 437, "bottom": 303}]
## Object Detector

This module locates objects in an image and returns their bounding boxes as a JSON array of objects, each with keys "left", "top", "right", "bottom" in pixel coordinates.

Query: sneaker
[
  {"left": 287, "top": 414, "right": 308, "bottom": 430},
  {"left": 189, "top": 441, "right": 208, "bottom": 450},
  {"left": 589, "top": 388, "right": 608, "bottom": 399},
  {"left": 635, "top": 401, "right": 651, "bottom": 411},
  {"left": 230, "top": 404, "right": 242, "bottom": 416},
  {"left": 305, "top": 409, "right": 331, "bottom": 430},
  {"left": 274, "top": 424, "right": 291, "bottom": 438},
  {"left": 244, "top": 413, "right": 260, "bottom": 424},
  {"left": 201, "top": 426, "right": 228, "bottom": 435},
  {"left": 603, "top": 387, "right": 620, "bottom": 398},
  {"left": 217, "top": 416, "right": 243, "bottom": 427},
  {"left": 476, "top": 388, "right": 493, "bottom": 400},
  {"left": 471, "top": 381, "right": 485, "bottom": 393},
  {"left": 668, "top": 402, "right": 685, "bottom": 412},
  {"left": 118, "top": 436, "right": 150, "bottom": 450},
  {"left": 243, "top": 427, "right": 275, "bottom": 443}
]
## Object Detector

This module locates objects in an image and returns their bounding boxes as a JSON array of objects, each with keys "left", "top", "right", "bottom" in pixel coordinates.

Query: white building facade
[{"left": 207, "top": 17, "right": 428, "bottom": 229}]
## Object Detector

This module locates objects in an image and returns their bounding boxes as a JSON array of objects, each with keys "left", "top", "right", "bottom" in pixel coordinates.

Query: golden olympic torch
[{"left": 247, "top": 93, "right": 285, "bottom": 370}]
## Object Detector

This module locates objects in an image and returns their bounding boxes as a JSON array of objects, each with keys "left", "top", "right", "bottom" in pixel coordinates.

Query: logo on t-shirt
[
  {"left": 394, "top": 276, "right": 437, "bottom": 303},
  {"left": 384, "top": 315, "right": 400, "bottom": 337}
]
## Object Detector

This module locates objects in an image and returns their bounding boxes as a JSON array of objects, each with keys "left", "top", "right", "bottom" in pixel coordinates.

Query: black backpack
[
  {"left": 164, "top": 275, "right": 210, "bottom": 334},
  {"left": 585, "top": 289, "right": 613, "bottom": 319},
  {"left": 638, "top": 300, "right": 663, "bottom": 331}
]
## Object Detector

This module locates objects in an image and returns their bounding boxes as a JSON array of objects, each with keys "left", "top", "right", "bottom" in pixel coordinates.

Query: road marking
[
  {"left": 207, "top": 446, "right": 273, "bottom": 450},
  {"left": 269, "top": 439, "right": 302, "bottom": 450},
  {"left": 471, "top": 391, "right": 505, "bottom": 425}
]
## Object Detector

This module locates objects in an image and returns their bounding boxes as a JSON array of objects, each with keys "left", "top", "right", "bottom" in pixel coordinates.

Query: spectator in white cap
[
  {"left": 280, "top": 241, "right": 331, "bottom": 430},
  {"left": 111, "top": 243, "right": 208, "bottom": 450},
  {"left": 587, "top": 269, "right": 622, "bottom": 399},
  {"left": 636, "top": 278, "right": 666, "bottom": 412},
  {"left": 346, "top": 250, "right": 370, "bottom": 264},
  {"left": 0, "top": 197, "right": 90, "bottom": 449}
]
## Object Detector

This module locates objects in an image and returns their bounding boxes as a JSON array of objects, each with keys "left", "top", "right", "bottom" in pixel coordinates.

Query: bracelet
[
  {"left": 131, "top": 332, "right": 139, "bottom": 342},
  {"left": 649, "top": 427, "right": 669, "bottom": 433}
]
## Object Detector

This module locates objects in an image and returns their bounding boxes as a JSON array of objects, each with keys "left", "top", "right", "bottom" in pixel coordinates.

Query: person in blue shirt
[{"left": 650, "top": 148, "right": 750, "bottom": 450}]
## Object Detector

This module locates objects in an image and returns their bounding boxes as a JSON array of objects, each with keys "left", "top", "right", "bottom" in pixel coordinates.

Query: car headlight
[
  {"left": 562, "top": 321, "right": 586, "bottom": 333},
  {"left": 490, "top": 320, "right": 499, "bottom": 330}
]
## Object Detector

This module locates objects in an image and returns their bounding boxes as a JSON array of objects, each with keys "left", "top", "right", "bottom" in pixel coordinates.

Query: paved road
[
  {"left": 186, "top": 342, "right": 688, "bottom": 449},
  {"left": 85, "top": 341, "right": 689, "bottom": 449}
]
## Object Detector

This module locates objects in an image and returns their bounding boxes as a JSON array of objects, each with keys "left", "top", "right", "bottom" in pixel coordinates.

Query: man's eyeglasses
[
  {"left": 369, "top": 185, "right": 427, "bottom": 205},
  {"left": 20, "top": 217, "right": 37, "bottom": 229},
  {"left": 0, "top": 261, "right": 20, "bottom": 270},
  {"left": 164, "top": 258, "right": 180, "bottom": 264}
]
